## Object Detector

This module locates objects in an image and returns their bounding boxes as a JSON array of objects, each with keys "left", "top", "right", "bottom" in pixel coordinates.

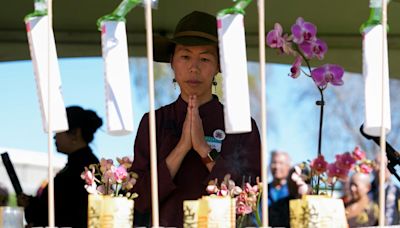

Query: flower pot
[
  {"left": 88, "top": 194, "right": 134, "bottom": 228},
  {"left": 289, "top": 195, "right": 347, "bottom": 228}
]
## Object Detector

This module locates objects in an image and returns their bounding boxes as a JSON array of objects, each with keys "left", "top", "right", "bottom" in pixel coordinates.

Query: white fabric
[
  {"left": 25, "top": 16, "right": 68, "bottom": 133},
  {"left": 101, "top": 21, "right": 134, "bottom": 136},
  {"left": 362, "top": 25, "right": 391, "bottom": 136},
  {"left": 217, "top": 14, "right": 252, "bottom": 134}
]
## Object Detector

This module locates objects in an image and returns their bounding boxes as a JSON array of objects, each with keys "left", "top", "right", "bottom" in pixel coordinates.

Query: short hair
[{"left": 270, "top": 150, "right": 292, "bottom": 165}]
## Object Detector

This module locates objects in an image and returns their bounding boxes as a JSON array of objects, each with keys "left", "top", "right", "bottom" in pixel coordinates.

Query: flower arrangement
[
  {"left": 206, "top": 174, "right": 262, "bottom": 227},
  {"left": 267, "top": 17, "right": 346, "bottom": 193},
  {"left": 81, "top": 157, "right": 138, "bottom": 199},
  {"left": 296, "top": 146, "right": 373, "bottom": 196}
]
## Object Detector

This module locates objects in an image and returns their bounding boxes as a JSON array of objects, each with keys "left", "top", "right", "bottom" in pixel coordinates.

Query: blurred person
[
  {"left": 17, "top": 106, "right": 102, "bottom": 227},
  {"left": 268, "top": 150, "right": 291, "bottom": 206},
  {"left": 0, "top": 183, "right": 8, "bottom": 206},
  {"left": 131, "top": 11, "right": 261, "bottom": 228},
  {"left": 369, "top": 152, "right": 400, "bottom": 225},
  {"left": 345, "top": 172, "right": 379, "bottom": 227},
  {"left": 268, "top": 163, "right": 310, "bottom": 228}
]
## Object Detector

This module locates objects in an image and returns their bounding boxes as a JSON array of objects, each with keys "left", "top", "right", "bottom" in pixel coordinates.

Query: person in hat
[{"left": 131, "top": 11, "right": 261, "bottom": 227}]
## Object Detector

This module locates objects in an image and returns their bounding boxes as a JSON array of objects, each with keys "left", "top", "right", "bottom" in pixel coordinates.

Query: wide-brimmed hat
[{"left": 153, "top": 11, "right": 218, "bottom": 63}]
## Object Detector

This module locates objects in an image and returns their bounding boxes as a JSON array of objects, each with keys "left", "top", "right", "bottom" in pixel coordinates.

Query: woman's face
[
  {"left": 171, "top": 44, "right": 219, "bottom": 103},
  {"left": 349, "top": 173, "right": 371, "bottom": 201},
  {"left": 54, "top": 131, "right": 77, "bottom": 155}
]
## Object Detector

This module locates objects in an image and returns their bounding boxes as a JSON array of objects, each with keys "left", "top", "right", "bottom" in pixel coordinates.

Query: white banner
[
  {"left": 26, "top": 16, "right": 68, "bottom": 133},
  {"left": 217, "top": 14, "right": 252, "bottom": 134},
  {"left": 101, "top": 21, "right": 133, "bottom": 136},
  {"left": 362, "top": 25, "right": 391, "bottom": 136}
]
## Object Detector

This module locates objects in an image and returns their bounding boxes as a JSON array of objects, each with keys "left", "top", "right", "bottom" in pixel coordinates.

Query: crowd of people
[{"left": 267, "top": 150, "right": 400, "bottom": 227}]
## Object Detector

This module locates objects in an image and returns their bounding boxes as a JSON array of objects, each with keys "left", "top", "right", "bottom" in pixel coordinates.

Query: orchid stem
[{"left": 316, "top": 87, "right": 325, "bottom": 194}]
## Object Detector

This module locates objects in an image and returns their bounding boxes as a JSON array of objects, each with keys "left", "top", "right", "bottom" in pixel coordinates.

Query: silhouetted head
[{"left": 54, "top": 106, "right": 102, "bottom": 154}]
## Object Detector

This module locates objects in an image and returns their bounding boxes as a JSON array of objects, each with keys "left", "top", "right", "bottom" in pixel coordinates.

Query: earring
[
  {"left": 172, "top": 78, "right": 177, "bottom": 90},
  {"left": 212, "top": 80, "right": 217, "bottom": 93}
]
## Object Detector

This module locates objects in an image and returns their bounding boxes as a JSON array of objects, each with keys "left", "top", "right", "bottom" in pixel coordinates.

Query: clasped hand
[{"left": 179, "top": 95, "right": 210, "bottom": 158}]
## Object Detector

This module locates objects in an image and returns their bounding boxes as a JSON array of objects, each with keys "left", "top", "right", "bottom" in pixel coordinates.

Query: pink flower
[
  {"left": 114, "top": 166, "right": 128, "bottom": 183},
  {"left": 81, "top": 167, "right": 95, "bottom": 186},
  {"left": 102, "top": 169, "right": 116, "bottom": 185},
  {"left": 100, "top": 158, "right": 114, "bottom": 173},
  {"left": 327, "top": 162, "right": 349, "bottom": 180},
  {"left": 358, "top": 163, "right": 373, "bottom": 174},
  {"left": 236, "top": 201, "right": 253, "bottom": 215},
  {"left": 352, "top": 146, "right": 366, "bottom": 161},
  {"left": 266, "top": 23, "right": 285, "bottom": 49},
  {"left": 335, "top": 152, "right": 356, "bottom": 170},
  {"left": 298, "top": 39, "right": 328, "bottom": 60},
  {"left": 289, "top": 56, "right": 302, "bottom": 78},
  {"left": 117, "top": 156, "right": 133, "bottom": 169},
  {"left": 310, "top": 155, "right": 328, "bottom": 174},
  {"left": 291, "top": 17, "right": 317, "bottom": 44},
  {"left": 311, "top": 64, "right": 344, "bottom": 87},
  {"left": 122, "top": 176, "right": 137, "bottom": 191}
]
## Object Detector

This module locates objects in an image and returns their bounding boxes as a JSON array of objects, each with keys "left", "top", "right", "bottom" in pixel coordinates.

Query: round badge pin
[{"left": 213, "top": 129, "right": 226, "bottom": 141}]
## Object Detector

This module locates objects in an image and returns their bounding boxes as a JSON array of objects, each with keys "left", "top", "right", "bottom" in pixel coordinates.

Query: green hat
[{"left": 153, "top": 11, "right": 218, "bottom": 63}]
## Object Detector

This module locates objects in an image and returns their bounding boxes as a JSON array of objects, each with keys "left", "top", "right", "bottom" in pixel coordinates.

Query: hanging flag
[
  {"left": 361, "top": 0, "right": 391, "bottom": 136},
  {"left": 101, "top": 21, "right": 133, "bottom": 135},
  {"left": 218, "top": 13, "right": 252, "bottom": 133},
  {"left": 25, "top": 15, "right": 68, "bottom": 133}
]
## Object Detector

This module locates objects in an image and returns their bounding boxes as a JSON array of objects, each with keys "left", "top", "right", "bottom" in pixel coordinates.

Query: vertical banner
[
  {"left": 101, "top": 21, "right": 134, "bottom": 136},
  {"left": 25, "top": 16, "right": 68, "bottom": 133},
  {"left": 362, "top": 24, "right": 391, "bottom": 136},
  {"left": 217, "top": 14, "right": 252, "bottom": 134}
]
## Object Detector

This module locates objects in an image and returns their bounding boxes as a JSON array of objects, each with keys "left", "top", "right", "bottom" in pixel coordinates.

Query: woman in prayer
[{"left": 131, "top": 11, "right": 261, "bottom": 228}]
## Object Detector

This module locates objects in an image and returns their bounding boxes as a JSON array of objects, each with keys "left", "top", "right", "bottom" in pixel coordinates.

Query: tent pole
[
  {"left": 145, "top": 0, "right": 160, "bottom": 227},
  {"left": 258, "top": 0, "right": 268, "bottom": 227},
  {"left": 378, "top": 0, "right": 388, "bottom": 226},
  {"left": 46, "top": 0, "right": 55, "bottom": 226}
]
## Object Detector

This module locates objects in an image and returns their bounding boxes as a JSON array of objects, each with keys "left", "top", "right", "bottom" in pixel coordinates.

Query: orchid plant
[
  {"left": 299, "top": 146, "right": 374, "bottom": 196},
  {"left": 81, "top": 157, "right": 138, "bottom": 199},
  {"left": 206, "top": 174, "right": 262, "bottom": 227},
  {"left": 267, "top": 17, "right": 345, "bottom": 193}
]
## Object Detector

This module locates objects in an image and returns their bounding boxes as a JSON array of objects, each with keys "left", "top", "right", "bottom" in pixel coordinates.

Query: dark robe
[
  {"left": 132, "top": 95, "right": 261, "bottom": 227},
  {"left": 24, "top": 146, "right": 99, "bottom": 228}
]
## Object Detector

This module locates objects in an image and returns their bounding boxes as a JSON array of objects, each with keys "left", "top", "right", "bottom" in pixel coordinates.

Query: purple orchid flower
[
  {"left": 291, "top": 17, "right": 317, "bottom": 44},
  {"left": 298, "top": 39, "right": 328, "bottom": 60},
  {"left": 266, "top": 23, "right": 285, "bottom": 49},
  {"left": 289, "top": 55, "right": 302, "bottom": 78},
  {"left": 311, "top": 64, "right": 344, "bottom": 87}
]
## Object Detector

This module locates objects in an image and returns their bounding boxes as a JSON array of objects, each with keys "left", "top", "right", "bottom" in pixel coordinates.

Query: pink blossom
[
  {"left": 298, "top": 39, "right": 328, "bottom": 60},
  {"left": 100, "top": 158, "right": 114, "bottom": 173},
  {"left": 236, "top": 201, "right": 253, "bottom": 215},
  {"left": 291, "top": 17, "right": 317, "bottom": 44},
  {"left": 122, "top": 176, "right": 137, "bottom": 191},
  {"left": 335, "top": 152, "right": 356, "bottom": 170},
  {"left": 352, "top": 146, "right": 366, "bottom": 161},
  {"left": 359, "top": 163, "right": 373, "bottom": 174},
  {"left": 114, "top": 166, "right": 128, "bottom": 183},
  {"left": 310, "top": 155, "right": 328, "bottom": 174},
  {"left": 206, "top": 184, "right": 218, "bottom": 194},
  {"left": 102, "top": 169, "right": 116, "bottom": 185},
  {"left": 311, "top": 64, "right": 344, "bottom": 87},
  {"left": 81, "top": 167, "right": 96, "bottom": 186},
  {"left": 117, "top": 156, "right": 133, "bottom": 169},
  {"left": 266, "top": 23, "right": 285, "bottom": 49},
  {"left": 327, "top": 163, "right": 349, "bottom": 180},
  {"left": 289, "top": 56, "right": 302, "bottom": 78},
  {"left": 84, "top": 182, "right": 98, "bottom": 194}
]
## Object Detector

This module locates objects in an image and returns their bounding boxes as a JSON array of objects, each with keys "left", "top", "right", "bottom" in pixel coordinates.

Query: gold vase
[
  {"left": 289, "top": 195, "right": 347, "bottom": 228},
  {"left": 88, "top": 194, "right": 134, "bottom": 228}
]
